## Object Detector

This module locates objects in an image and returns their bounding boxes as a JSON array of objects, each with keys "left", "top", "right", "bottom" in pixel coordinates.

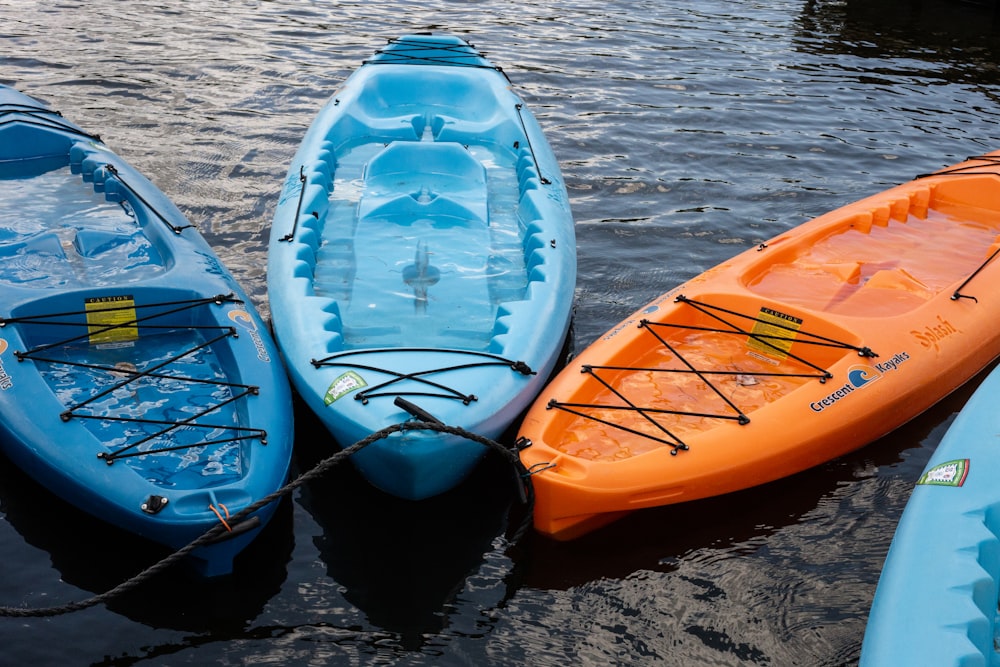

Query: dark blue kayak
[{"left": 0, "top": 85, "right": 294, "bottom": 577}]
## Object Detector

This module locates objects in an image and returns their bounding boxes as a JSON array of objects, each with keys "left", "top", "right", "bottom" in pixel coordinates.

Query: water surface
[{"left": 3, "top": 1, "right": 1000, "bottom": 664}]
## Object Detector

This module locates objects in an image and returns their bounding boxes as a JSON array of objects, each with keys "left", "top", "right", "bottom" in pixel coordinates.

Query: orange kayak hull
[{"left": 518, "top": 152, "right": 1000, "bottom": 540}]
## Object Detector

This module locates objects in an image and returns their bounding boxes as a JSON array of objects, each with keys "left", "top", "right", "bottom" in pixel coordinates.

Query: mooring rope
[{"left": 0, "top": 420, "right": 534, "bottom": 618}]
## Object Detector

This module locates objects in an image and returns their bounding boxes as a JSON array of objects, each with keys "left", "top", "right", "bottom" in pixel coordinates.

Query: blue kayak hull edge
[
  {"left": 860, "top": 363, "right": 1000, "bottom": 665},
  {"left": 0, "top": 85, "right": 295, "bottom": 577},
  {"left": 267, "top": 34, "right": 577, "bottom": 500}
]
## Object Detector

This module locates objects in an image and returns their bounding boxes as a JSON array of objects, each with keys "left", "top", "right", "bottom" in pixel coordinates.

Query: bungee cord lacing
[
  {"left": 5, "top": 293, "right": 240, "bottom": 354},
  {"left": 548, "top": 369, "right": 691, "bottom": 455},
  {"left": 915, "top": 154, "right": 1000, "bottom": 179},
  {"left": 4, "top": 293, "right": 267, "bottom": 463},
  {"left": 366, "top": 35, "right": 511, "bottom": 82},
  {"left": 673, "top": 296, "right": 877, "bottom": 363},
  {"left": 547, "top": 295, "right": 878, "bottom": 454},
  {"left": 312, "top": 347, "right": 534, "bottom": 405}
]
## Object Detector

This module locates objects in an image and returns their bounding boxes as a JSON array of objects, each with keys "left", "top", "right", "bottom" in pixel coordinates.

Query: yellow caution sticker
[
  {"left": 746, "top": 307, "right": 802, "bottom": 360},
  {"left": 85, "top": 295, "right": 138, "bottom": 345}
]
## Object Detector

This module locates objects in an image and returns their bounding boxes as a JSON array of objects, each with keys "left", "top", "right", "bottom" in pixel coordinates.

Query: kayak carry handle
[{"left": 394, "top": 396, "right": 444, "bottom": 425}]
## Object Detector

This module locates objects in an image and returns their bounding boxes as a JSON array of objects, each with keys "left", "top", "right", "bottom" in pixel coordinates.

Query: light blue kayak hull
[
  {"left": 267, "top": 35, "right": 576, "bottom": 499},
  {"left": 0, "top": 86, "right": 294, "bottom": 577},
  {"left": 861, "top": 364, "right": 1000, "bottom": 665}
]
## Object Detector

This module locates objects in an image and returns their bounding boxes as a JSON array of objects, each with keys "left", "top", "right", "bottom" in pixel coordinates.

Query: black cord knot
[{"left": 510, "top": 360, "right": 534, "bottom": 375}]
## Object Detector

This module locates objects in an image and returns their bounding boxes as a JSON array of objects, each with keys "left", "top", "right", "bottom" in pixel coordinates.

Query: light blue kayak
[
  {"left": 267, "top": 34, "right": 576, "bottom": 500},
  {"left": 0, "top": 85, "right": 294, "bottom": 577},
  {"left": 860, "top": 364, "right": 1000, "bottom": 665}
]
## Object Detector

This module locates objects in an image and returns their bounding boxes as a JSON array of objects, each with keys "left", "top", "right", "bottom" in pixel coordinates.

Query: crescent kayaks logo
[
  {"left": 809, "top": 351, "right": 910, "bottom": 413},
  {"left": 227, "top": 309, "right": 271, "bottom": 363},
  {"left": 917, "top": 459, "right": 969, "bottom": 487},
  {"left": 228, "top": 309, "right": 254, "bottom": 328},
  {"left": 846, "top": 365, "right": 881, "bottom": 388},
  {"left": 0, "top": 339, "right": 12, "bottom": 390}
]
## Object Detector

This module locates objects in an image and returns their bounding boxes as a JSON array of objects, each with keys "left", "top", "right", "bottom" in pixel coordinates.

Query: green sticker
[
  {"left": 324, "top": 371, "right": 367, "bottom": 405},
  {"left": 916, "top": 459, "right": 969, "bottom": 487}
]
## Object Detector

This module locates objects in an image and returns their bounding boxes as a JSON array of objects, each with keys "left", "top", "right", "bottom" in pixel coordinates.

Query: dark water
[{"left": 3, "top": 1, "right": 1000, "bottom": 664}]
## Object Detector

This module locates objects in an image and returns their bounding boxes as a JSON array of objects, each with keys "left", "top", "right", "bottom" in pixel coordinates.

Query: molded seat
[{"left": 359, "top": 142, "right": 488, "bottom": 224}]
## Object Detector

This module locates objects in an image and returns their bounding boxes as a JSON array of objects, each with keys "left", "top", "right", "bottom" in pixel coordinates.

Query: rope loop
[{"left": 209, "top": 504, "right": 232, "bottom": 532}]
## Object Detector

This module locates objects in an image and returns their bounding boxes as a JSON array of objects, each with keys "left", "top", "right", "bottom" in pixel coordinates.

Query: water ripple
[{"left": 4, "top": 0, "right": 1000, "bottom": 664}]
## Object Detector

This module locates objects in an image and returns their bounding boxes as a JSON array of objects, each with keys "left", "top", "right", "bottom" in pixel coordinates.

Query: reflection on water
[{"left": 4, "top": 0, "right": 1000, "bottom": 664}]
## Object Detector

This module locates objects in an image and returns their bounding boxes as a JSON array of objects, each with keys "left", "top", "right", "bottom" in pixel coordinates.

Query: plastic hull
[
  {"left": 860, "top": 361, "right": 1000, "bottom": 666},
  {"left": 518, "top": 152, "right": 1000, "bottom": 540},
  {"left": 0, "top": 86, "right": 294, "bottom": 576},
  {"left": 267, "top": 35, "right": 576, "bottom": 499}
]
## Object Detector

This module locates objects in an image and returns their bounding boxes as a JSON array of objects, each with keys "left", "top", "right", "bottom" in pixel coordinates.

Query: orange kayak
[{"left": 518, "top": 151, "right": 1000, "bottom": 540}]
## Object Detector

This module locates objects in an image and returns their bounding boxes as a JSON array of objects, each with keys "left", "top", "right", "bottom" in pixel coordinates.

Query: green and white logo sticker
[
  {"left": 916, "top": 459, "right": 969, "bottom": 487},
  {"left": 324, "top": 371, "right": 367, "bottom": 405}
]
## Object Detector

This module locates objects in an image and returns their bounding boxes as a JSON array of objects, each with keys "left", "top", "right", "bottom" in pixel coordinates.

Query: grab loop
[
  {"left": 514, "top": 103, "right": 551, "bottom": 185},
  {"left": 209, "top": 503, "right": 232, "bottom": 532},
  {"left": 950, "top": 244, "right": 1000, "bottom": 303},
  {"left": 394, "top": 396, "right": 443, "bottom": 424},
  {"left": 915, "top": 155, "right": 1000, "bottom": 301}
]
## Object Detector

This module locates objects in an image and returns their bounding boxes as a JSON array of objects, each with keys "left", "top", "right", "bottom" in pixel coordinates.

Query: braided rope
[{"left": 0, "top": 421, "right": 533, "bottom": 618}]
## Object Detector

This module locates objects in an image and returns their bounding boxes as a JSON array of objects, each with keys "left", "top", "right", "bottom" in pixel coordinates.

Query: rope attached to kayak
[
  {"left": 3, "top": 293, "right": 267, "bottom": 463},
  {"left": 546, "top": 296, "right": 877, "bottom": 454},
  {"left": 312, "top": 347, "right": 535, "bottom": 405},
  {"left": 0, "top": 420, "right": 535, "bottom": 618}
]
